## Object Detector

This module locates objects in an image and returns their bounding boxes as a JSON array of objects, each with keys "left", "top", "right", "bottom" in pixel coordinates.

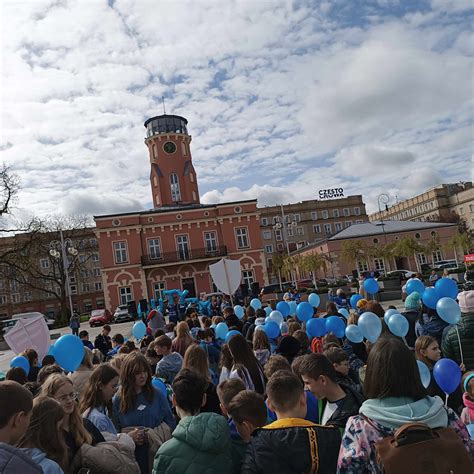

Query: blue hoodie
[{"left": 21, "top": 448, "right": 63, "bottom": 474}]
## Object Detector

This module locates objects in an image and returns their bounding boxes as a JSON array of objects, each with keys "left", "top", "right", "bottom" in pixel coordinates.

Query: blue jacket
[{"left": 0, "top": 443, "right": 42, "bottom": 474}]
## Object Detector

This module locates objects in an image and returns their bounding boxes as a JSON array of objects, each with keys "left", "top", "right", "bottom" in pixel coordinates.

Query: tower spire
[{"left": 162, "top": 96, "right": 166, "bottom": 115}]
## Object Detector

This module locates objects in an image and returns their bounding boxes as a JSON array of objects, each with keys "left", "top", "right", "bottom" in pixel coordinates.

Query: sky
[{"left": 0, "top": 0, "right": 472, "bottom": 222}]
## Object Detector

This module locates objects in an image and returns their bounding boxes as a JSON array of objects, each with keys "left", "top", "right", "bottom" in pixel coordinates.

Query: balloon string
[
  {"left": 402, "top": 337, "right": 408, "bottom": 347},
  {"left": 445, "top": 393, "right": 449, "bottom": 407},
  {"left": 455, "top": 326, "right": 464, "bottom": 366}
]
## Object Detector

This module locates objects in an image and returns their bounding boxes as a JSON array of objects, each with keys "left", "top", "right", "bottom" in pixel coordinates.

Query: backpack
[{"left": 373, "top": 422, "right": 473, "bottom": 474}]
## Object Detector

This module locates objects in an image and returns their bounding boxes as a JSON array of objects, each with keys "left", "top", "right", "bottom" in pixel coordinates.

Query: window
[
  {"left": 91, "top": 253, "right": 99, "bottom": 262},
  {"left": 94, "top": 282, "right": 102, "bottom": 291},
  {"left": 0, "top": 295, "right": 6, "bottom": 305},
  {"left": 293, "top": 214, "right": 301, "bottom": 222},
  {"left": 204, "top": 231, "right": 218, "bottom": 253},
  {"left": 333, "top": 209, "right": 339, "bottom": 218},
  {"left": 265, "top": 245, "right": 274, "bottom": 253},
  {"left": 148, "top": 238, "right": 162, "bottom": 260},
  {"left": 90, "top": 238, "right": 97, "bottom": 246},
  {"left": 459, "top": 207, "right": 464, "bottom": 215},
  {"left": 40, "top": 259, "right": 49, "bottom": 269},
  {"left": 235, "top": 228, "right": 249, "bottom": 249},
  {"left": 296, "top": 227, "right": 304, "bottom": 235},
  {"left": 374, "top": 258, "right": 385, "bottom": 271},
  {"left": 274, "top": 229, "right": 282, "bottom": 241},
  {"left": 335, "top": 222, "right": 342, "bottom": 232},
  {"left": 119, "top": 287, "right": 132, "bottom": 305},
  {"left": 93, "top": 268, "right": 101, "bottom": 277},
  {"left": 170, "top": 173, "right": 181, "bottom": 202},
  {"left": 262, "top": 230, "right": 271, "bottom": 240},
  {"left": 242, "top": 270, "right": 254, "bottom": 289},
  {"left": 70, "top": 285, "right": 77, "bottom": 295},
  {"left": 357, "top": 260, "right": 369, "bottom": 272},
  {"left": 261, "top": 217, "right": 268, "bottom": 226},
  {"left": 10, "top": 281, "right": 18, "bottom": 291},
  {"left": 113, "top": 241, "right": 128, "bottom": 264},
  {"left": 313, "top": 224, "right": 321, "bottom": 233},
  {"left": 79, "top": 255, "right": 87, "bottom": 263},
  {"left": 176, "top": 235, "right": 190, "bottom": 260},
  {"left": 322, "top": 210, "right": 329, "bottom": 219},
  {"left": 354, "top": 207, "right": 361, "bottom": 216},
  {"left": 11, "top": 293, "right": 19, "bottom": 303},
  {"left": 324, "top": 223, "right": 332, "bottom": 235},
  {"left": 432, "top": 250, "right": 443, "bottom": 263},
  {"left": 287, "top": 228, "right": 294, "bottom": 237},
  {"left": 311, "top": 211, "right": 317, "bottom": 220},
  {"left": 343, "top": 208, "right": 350, "bottom": 217},
  {"left": 153, "top": 282, "right": 166, "bottom": 301},
  {"left": 417, "top": 253, "right": 427, "bottom": 265},
  {"left": 277, "top": 243, "right": 284, "bottom": 251},
  {"left": 82, "top": 283, "right": 90, "bottom": 293},
  {"left": 69, "top": 275, "right": 76, "bottom": 284}
]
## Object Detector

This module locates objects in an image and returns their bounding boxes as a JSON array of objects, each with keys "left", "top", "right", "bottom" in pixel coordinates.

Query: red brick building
[{"left": 94, "top": 114, "right": 265, "bottom": 310}]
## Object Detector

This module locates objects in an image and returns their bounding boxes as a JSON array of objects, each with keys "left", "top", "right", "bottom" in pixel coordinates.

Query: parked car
[
  {"left": 385, "top": 270, "right": 416, "bottom": 280},
  {"left": 2, "top": 312, "right": 55, "bottom": 336},
  {"left": 295, "top": 279, "right": 314, "bottom": 289},
  {"left": 113, "top": 305, "right": 134, "bottom": 323},
  {"left": 89, "top": 309, "right": 113, "bottom": 327},
  {"left": 433, "top": 260, "right": 464, "bottom": 271}
]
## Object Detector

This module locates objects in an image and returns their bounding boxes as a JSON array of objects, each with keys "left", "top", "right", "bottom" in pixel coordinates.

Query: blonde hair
[
  {"left": 182, "top": 344, "right": 210, "bottom": 382},
  {"left": 109, "top": 353, "right": 127, "bottom": 375},
  {"left": 41, "top": 374, "right": 92, "bottom": 446},
  {"left": 252, "top": 329, "right": 270, "bottom": 351},
  {"left": 81, "top": 347, "right": 94, "bottom": 370}
]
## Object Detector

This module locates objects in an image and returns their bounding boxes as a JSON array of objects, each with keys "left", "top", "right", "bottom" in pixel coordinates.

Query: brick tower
[{"left": 144, "top": 114, "right": 200, "bottom": 208}]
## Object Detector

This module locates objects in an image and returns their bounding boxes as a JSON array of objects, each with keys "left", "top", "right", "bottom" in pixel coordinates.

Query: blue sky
[{"left": 0, "top": 0, "right": 472, "bottom": 221}]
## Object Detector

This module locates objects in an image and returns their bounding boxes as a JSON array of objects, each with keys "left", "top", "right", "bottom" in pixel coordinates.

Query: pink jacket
[{"left": 461, "top": 393, "right": 474, "bottom": 424}]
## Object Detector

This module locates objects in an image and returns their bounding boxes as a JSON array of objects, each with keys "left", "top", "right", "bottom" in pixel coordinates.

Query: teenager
[
  {"left": 94, "top": 325, "right": 112, "bottom": 356},
  {"left": 252, "top": 330, "right": 271, "bottom": 366},
  {"left": 171, "top": 322, "right": 194, "bottom": 357},
  {"left": 112, "top": 352, "right": 175, "bottom": 474},
  {"left": 22, "top": 349, "right": 41, "bottom": 383},
  {"left": 154, "top": 335, "right": 183, "bottom": 384},
  {"left": 18, "top": 396, "right": 67, "bottom": 473},
  {"left": 107, "top": 334, "right": 125, "bottom": 358},
  {"left": 0, "top": 381, "right": 42, "bottom": 473},
  {"left": 68, "top": 347, "right": 94, "bottom": 397}
]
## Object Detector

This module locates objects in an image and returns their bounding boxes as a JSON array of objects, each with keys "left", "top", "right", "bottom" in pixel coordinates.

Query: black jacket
[
  {"left": 401, "top": 310, "right": 420, "bottom": 348},
  {"left": 94, "top": 333, "right": 112, "bottom": 355},
  {"left": 241, "top": 418, "right": 341, "bottom": 474},
  {"left": 243, "top": 317, "right": 256, "bottom": 339},
  {"left": 225, "top": 314, "right": 243, "bottom": 332}
]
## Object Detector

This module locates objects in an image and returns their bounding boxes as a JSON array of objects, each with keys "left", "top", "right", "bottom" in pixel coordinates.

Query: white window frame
[
  {"left": 242, "top": 270, "right": 254, "bottom": 290},
  {"left": 176, "top": 234, "right": 190, "bottom": 260},
  {"left": 40, "top": 259, "right": 50, "bottom": 269},
  {"left": 293, "top": 214, "right": 301, "bottom": 222},
  {"left": 274, "top": 229, "right": 282, "bottom": 241},
  {"left": 204, "top": 231, "right": 218, "bottom": 253},
  {"left": 235, "top": 227, "right": 250, "bottom": 249},
  {"left": 94, "top": 282, "right": 102, "bottom": 291},
  {"left": 262, "top": 230, "right": 271, "bottom": 240},
  {"left": 119, "top": 286, "right": 133, "bottom": 305},
  {"left": 417, "top": 253, "right": 427, "bottom": 265},
  {"left": 296, "top": 226, "right": 304, "bottom": 235},
  {"left": 333, "top": 209, "right": 339, "bottom": 218},
  {"left": 354, "top": 207, "right": 361, "bottom": 216},
  {"left": 82, "top": 283, "right": 90, "bottom": 293},
  {"left": 357, "top": 260, "right": 369, "bottom": 272},
  {"left": 93, "top": 268, "right": 101, "bottom": 277},
  {"left": 148, "top": 238, "right": 162, "bottom": 260},
  {"left": 324, "top": 223, "right": 332, "bottom": 235},
  {"left": 91, "top": 253, "right": 99, "bottom": 262},
  {"left": 335, "top": 222, "right": 343, "bottom": 232},
  {"left": 432, "top": 250, "right": 443, "bottom": 263},
  {"left": 113, "top": 241, "right": 128, "bottom": 264},
  {"left": 261, "top": 217, "right": 268, "bottom": 226},
  {"left": 287, "top": 228, "right": 294, "bottom": 237},
  {"left": 311, "top": 211, "right": 317, "bottom": 220},
  {"left": 11, "top": 293, "right": 19, "bottom": 303},
  {"left": 170, "top": 173, "right": 181, "bottom": 202},
  {"left": 343, "top": 208, "right": 350, "bottom": 217},
  {"left": 374, "top": 258, "right": 385, "bottom": 271},
  {"left": 153, "top": 282, "right": 166, "bottom": 301},
  {"left": 0, "top": 295, "right": 6, "bottom": 305},
  {"left": 313, "top": 224, "right": 321, "bottom": 233},
  {"left": 265, "top": 245, "right": 274, "bottom": 253},
  {"left": 321, "top": 210, "right": 329, "bottom": 219}
]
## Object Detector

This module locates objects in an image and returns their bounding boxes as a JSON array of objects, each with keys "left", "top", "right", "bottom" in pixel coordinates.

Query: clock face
[{"left": 163, "top": 141, "right": 177, "bottom": 154}]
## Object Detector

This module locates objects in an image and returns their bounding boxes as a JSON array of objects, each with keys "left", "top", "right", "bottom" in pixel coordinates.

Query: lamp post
[
  {"left": 49, "top": 229, "right": 78, "bottom": 320},
  {"left": 377, "top": 193, "right": 390, "bottom": 272},
  {"left": 273, "top": 204, "right": 298, "bottom": 288}
]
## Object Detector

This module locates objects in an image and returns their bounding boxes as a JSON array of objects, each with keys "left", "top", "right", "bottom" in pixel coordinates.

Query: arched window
[{"left": 170, "top": 173, "right": 181, "bottom": 202}]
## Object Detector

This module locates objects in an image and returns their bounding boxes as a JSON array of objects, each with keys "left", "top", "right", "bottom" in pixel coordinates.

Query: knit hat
[
  {"left": 405, "top": 291, "right": 421, "bottom": 311},
  {"left": 458, "top": 290, "right": 474, "bottom": 313},
  {"left": 356, "top": 298, "right": 368, "bottom": 309}
]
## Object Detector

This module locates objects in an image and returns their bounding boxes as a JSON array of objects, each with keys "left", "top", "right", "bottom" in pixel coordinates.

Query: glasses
[{"left": 57, "top": 392, "right": 78, "bottom": 403}]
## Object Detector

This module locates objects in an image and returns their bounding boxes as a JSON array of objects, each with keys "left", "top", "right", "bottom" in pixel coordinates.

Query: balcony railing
[{"left": 141, "top": 246, "right": 227, "bottom": 267}]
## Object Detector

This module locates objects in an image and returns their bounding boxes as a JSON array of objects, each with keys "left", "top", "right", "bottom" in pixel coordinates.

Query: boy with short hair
[
  {"left": 154, "top": 335, "right": 183, "bottom": 384},
  {"left": 217, "top": 378, "right": 246, "bottom": 418},
  {"left": 153, "top": 369, "right": 233, "bottom": 474},
  {"left": 242, "top": 371, "right": 341, "bottom": 473},
  {"left": 324, "top": 347, "right": 360, "bottom": 390},
  {"left": 0, "top": 381, "right": 42, "bottom": 473},
  {"left": 299, "top": 353, "right": 364, "bottom": 431}
]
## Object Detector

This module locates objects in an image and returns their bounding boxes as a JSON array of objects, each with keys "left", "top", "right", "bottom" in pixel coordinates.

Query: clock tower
[{"left": 144, "top": 114, "right": 200, "bottom": 208}]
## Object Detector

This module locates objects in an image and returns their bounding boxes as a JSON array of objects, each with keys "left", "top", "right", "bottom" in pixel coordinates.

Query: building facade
[
  {"left": 369, "top": 182, "right": 474, "bottom": 230},
  {"left": 95, "top": 114, "right": 265, "bottom": 311},
  {"left": 259, "top": 196, "right": 369, "bottom": 284}
]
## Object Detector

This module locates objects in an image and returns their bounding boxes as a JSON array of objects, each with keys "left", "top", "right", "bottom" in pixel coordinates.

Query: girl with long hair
[
  {"left": 182, "top": 345, "right": 221, "bottom": 414},
  {"left": 218, "top": 343, "right": 234, "bottom": 384},
  {"left": 112, "top": 352, "right": 175, "bottom": 474},
  {"left": 228, "top": 334, "right": 266, "bottom": 395},
  {"left": 18, "top": 396, "right": 68, "bottom": 474},
  {"left": 171, "top": 321, "right": 194, "bottom": 357},
  {"left": 68, "top": 347, "right": 94, "bottom": 397},
  {"left": 41, "top": 374, "right": 104, "bottom": 466},
  {"left": 79, "top": 364, "right": 119, "bottom": 436},
  {"left": 252, "top": 329, "right": 271, "bottom": 366}
]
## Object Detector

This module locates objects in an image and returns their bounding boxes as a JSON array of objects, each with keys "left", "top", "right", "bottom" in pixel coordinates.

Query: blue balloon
[
  {"left": 350, "top": 294, "right": 363, "bottom": 308},
  {"left": 215, "top": 322, "right": 228, "bottom": 340},
  {"left": 54, "top": 334, "right": 84, "bottom": 372},
  {"left": 422, "top": 287, "right": 440, "bottom": 310},
  {"left": 288, "top": 301, "right": 297, "bottom": 316},
  {"left": 47, "top": 344, "right": 56, "bottom": 356},
  {"left": 345, "top": 324, "right": 363, "bottom": 343},
  {"left": 325, "top": 316, "right": 346, "bottom": 338},
  {"left": 416, "top": 360, "right": 431, "bottom": 389},
  {"left": 250, "top": 298, "right": 262, "bottom": 310},
  {"left": 132, "top": 321, "right": 147, "bottom": 339},
  {"left": 264, "top": 306, "right": 272, "bottom": 316},
  {"left": 264, "top": 321, "right": 280, "bottom": 339},
  {"left": 387, "top": 313, "right": 409, "bottom": 337},
  {"left": 306, "top": 318, "right": 327, "bottom": 338},
  {"left": 225, "top": 330, "right": 241, "bottom": 342},
  {"left": 363, "top": 278, "right": 379, "bottom": 294},
  {"left": 296, "top": 302, "right": 314, "bottom": 322},
  {"left": 10, "top": 356, "right": 30, "bottom": 375},
  {"left": 276, "top": 301, "right": 290, "bottom": 317},
  {"left": 436, "top": 297, "right": 461, "bottom": 325},
  {"left": 234, "top": 305, "right": 245, "bottom": 319},
  {"left": 308, "top": 293, "right": 321, "bottom": 308},
  {"left": 152, "top": 377, "right": 168, "bottom": 398},
  {"left": 268, "top": 310, "right": 284, "bottom": 326},
  {"left": 406, "top": 279, "right": 425, "bottom": 296},
  {"left": 384, "top": 308, "right": 398, "bottom": 324},
  {"left": 435, "top": 278, "right": 458, "bottom": 299},
  {"left": 358, "top": 312, "right": 382, "bottom": 343},
  {"left": 433, "top": 358, "right": 461, "bottom": 394},
  {"left": 338, "top": 308, "right": 349, "bottom": 319}
]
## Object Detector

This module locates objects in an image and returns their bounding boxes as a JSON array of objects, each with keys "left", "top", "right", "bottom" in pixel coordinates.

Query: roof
[
  {"left": 328, "top": 220, "right": 456, "bottom": 240},
  {"left": 144, "top": 114, "right": 188, "bottom": 127}
]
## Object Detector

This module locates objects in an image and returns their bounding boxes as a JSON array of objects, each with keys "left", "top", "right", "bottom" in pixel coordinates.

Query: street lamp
[
  {"left": 377, "top": 193, "right": 390, "bottom": 272},
  {"left": 49, "top": 229, "right": 78, "bottom": 320}
]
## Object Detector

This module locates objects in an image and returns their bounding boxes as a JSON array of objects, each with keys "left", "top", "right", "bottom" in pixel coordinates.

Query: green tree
[
  {"left": 446, "top": 232, "right": 473, "bottom": 264},
  {"left": 341, "top": 240, "right": 366, "bottom": 276},
  {"left": 391, "top": 237, "right": 424, "bottom": 273},
  {"left": 300, "top": 253, "right": 327, "bottom": 286}
]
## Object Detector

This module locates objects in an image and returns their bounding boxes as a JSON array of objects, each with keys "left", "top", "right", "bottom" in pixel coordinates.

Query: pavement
[{"left": 0, "top": 298, "right": 406, "bottom": 374}]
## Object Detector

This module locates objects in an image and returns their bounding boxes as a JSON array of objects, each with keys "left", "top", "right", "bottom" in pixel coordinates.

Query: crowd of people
[{"left": 1, "top": 283, "right": 473, "bottom": 473}]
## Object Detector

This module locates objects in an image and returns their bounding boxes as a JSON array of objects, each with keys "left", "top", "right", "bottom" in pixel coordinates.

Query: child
[
  {"left": 18, "top": 396, "right": 67, "bottom": 473},
  {"left": 324, "top": 347, "right": 360, "bottom": 392},
  {"left": 0, "top": 381, "right": 42, "bottom": 473},
  {"left": 252, "top": 330, "right": 271, "bottom": 366},
  {"left": 198, "top": 328, "right": 221, "bottom": 374},
  {"left": 217, "top": 378, "right": 246, "bottom": 421},
  {"left": 242, "top": 371, "right": 341, "bottom": 473},
  {"left": 154, "top": 335, "right": 183, "bottom": 384},
  {"left": 461, "top": 371, "right": 474, "bottom": 437},
  {"left": 153, "top": 369, "right": 233, "bottom": 474}
]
